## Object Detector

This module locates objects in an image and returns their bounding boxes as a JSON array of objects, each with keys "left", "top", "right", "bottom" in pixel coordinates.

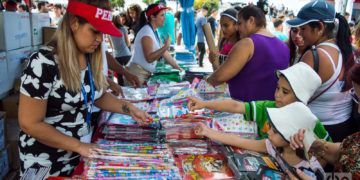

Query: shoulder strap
[
  {"left": 311, "top": 45, "right": 320, "bottom": 73},
  {"left": 308, "top": 72, "right": 341, "bottom": 104}
]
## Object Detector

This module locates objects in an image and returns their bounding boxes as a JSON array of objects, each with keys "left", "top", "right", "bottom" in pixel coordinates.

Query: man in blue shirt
[{"left": 196, "top": 5, "right": 208, "bottom": 67}]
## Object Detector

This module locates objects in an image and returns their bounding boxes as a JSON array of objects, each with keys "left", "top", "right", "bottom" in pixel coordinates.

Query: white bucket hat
[
  {"left": 276, "top": 62, "right": 322, "bottom": 105},
  {"left": 266, "top": 102, "right": 318, "bottom": 159}
]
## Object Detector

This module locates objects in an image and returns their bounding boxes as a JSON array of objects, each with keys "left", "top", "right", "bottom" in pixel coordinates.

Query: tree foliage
[
  {"left": 194, "top": 0, "right": 219, "bottom": 14},
  {"left": 143, "top": 0, "right": 155, "bottom": 5},
  {"left": 110, "top": 0, "right": 125, "bottom": 8}
]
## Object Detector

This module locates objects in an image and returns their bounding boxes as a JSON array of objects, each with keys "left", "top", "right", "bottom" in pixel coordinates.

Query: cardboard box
[
  {"left": 0, "top": 94, "right": 19, "bottom": 119},
  {"left": 0, "top": 52, "right": 10, "bottom": 98},
  {"left": 31, "top": 45, "right": 40, "bottom": 53},
  {"left": 6, "top": 121, "right": 19, "bottom": 170},
  {"left": 6, "top": 47, "right": 32, "bottom": 91},
  {"left": 0, "top": 112, "right": 5, "bottom": 151},
  {"left": 30, "top": 13, "right": 51, "bottom": 46},
  {"left": 6, "top": 141, "right": 19, "bottom": 171},
  {"left": 0, "top": 149, "right": 9, "bottom": 178},
  {"left": 42, "top": 27, "right": 56, "bottom": 45},
  {"left": 0, "top": 12, "right": 31, "bottom": 51},
  {"left": 4, "top": 169, "right": 19, "bottom": 180}
]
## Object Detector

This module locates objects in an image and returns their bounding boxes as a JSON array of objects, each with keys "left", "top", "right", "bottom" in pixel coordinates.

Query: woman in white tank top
[
  {"left": 286, "top": 1, "right": 356, "bottom": 142},
  {"left": 126, "top": 3, "right": 182, "bottom": 86}
]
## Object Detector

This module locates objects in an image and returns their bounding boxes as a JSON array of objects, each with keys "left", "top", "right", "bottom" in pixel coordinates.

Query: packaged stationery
[
  {"left": 175, "top": 154, "right": 234, "bottom": 180},
  {"left": 211, "top": 113, "right": 257, "bottom": 139},
  {"left": 196, "top": 80, "right": 228, "bottom": 94}
]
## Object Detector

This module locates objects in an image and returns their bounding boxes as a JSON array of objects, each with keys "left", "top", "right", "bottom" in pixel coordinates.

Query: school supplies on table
[
  {"left": 223, "top": 146, "right": 280, "bottom": 179},
  {"left": 161, "top": 118, "right": 211, "bottom": 140},
  {"left": 121, "top": 87, "right": 154, "bottom": 102},
  {"left": 196, "top": 79, "right": 228, "bottom": 94},
  {"left": 168, "top": 139, "right": 209, "bottom": 155},
  {"left": 175, "top": 154, "right": 234, "bottom": 180},
  {"left": 101, "top": 124, "right": 165, "bottom": 143},
  {"left": 212, "top": 113, "right": 258, "bottom": 139},
  {"left": 84, "top": 140, "right": 181, "bottom": 179},
  {"left": 155, "top": 82, "right": 191, "bottom": 99}
]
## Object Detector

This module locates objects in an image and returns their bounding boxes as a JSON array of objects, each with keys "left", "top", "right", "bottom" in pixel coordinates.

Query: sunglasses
[
  {"left": 350, "top": 88, "right": 359, "bottom": 104},
  {"left": 291, "top": 28, "right": 300, "bottom": 33}
]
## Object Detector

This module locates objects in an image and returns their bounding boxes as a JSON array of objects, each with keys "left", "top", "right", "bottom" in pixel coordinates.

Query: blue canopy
[{"left": 179, "top": 0, "right": 196, "bottom": 52}]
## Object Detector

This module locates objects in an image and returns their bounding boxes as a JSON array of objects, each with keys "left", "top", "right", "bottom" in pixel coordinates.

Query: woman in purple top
[{"left": 207, "top": 5, "right": 289, "bottom": 102}]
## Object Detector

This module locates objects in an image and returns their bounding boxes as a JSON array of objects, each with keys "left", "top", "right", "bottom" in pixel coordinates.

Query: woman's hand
[
  {"left": 194, "top": 123, "right": 210, "bottom": 136},
  {"left": 290, "top": 128, "right": 305, "bottom": 150},
  {"left": 209, "top": 50, "right": 219, "bottom": 63},
  {"left": 163, "top": 34, "right": 171, "bottom": 49},
  {"left": 76, "top": 142, "right": 99, "bottom": 158},
  {"left": 108, "top": 79, "right": 124, "bottom": 98},
  {"left": 308, "top": 139, "right": 341, "bottom": 164},
  {"left": 129, "top": 106, "right": 152, "bottom": 125},
  {"left": 123, "top": 70, "right": 141, "bottom": 88},
  {"left": 187, "top": 96, "right": 205, "bottom": 111},
  {"left": 286, "top": 169, "right": 315, "bottom": 180}
]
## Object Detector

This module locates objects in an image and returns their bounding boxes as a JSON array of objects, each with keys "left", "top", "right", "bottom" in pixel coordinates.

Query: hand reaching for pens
[
  {"left": 130, "top": 107, "right": 152, "bottom": 125},
  {"left": 194, "top": 123, "right": 210, "bottom": 136},
  {"left": 77, "top": 142, "right": 100, "bottom": 158},
  {"left": 187, "top": 96, "right": 205, "bottom": 111}
]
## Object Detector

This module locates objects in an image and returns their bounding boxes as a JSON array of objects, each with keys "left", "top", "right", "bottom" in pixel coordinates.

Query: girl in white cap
[
  {"left": 194, "top": 102, "right": 325, "bottom": 178},
  {"left": 188, "top": 62, "right": 331, "bottom": 142}
]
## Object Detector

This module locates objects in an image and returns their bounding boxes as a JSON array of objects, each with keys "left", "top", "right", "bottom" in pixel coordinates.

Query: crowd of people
[{"left": 1, "top": 0, "right": 358, "bottom": 178}]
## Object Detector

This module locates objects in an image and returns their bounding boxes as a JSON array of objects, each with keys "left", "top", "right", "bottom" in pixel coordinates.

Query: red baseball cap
[
  {"left": 67, "top": 0, "right": 122, "bottom": 37},
  {"left": 146, "top": 4, "right": 168, "bottom": 18}
]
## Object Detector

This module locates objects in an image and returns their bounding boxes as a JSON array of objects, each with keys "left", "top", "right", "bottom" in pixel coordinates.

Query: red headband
[
  {"left": 67, "top": 1, "right": 122, "bottom": 37},
  {"left": 146, "top": 4, "right": 168, "bottom": 18}
]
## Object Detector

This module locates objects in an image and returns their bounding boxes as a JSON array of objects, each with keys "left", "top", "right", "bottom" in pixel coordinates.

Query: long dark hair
[
  {"left": 288, "top": 29, "right": 297, "bottom": 66},
  {"left": 219, "top": 8, "right": 241, "bottom": 50},
  {"left": 112, "top": 14, "right": 122, "bottom": 29},
  {"left": 349, "top": 64, "right": 360, "bottom": 85},
  {"left": 219, "top": 30, "right": 240, "bottom": 51},
  {"left": 276, "top": 147, "right": 307, "bottom": 161},
  {"left": 126, "top": 4, "right": 142, "bottom": 25},
  {"left": 308, "top": 13, "right": 354, "bottom": 91},
  {"left": 138, "top": 3, "right": 162, "bottom": 30}
]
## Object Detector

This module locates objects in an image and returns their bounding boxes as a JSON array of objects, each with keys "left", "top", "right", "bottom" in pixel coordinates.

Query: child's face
[
  {"left": 268, "top": 126, "right": 288, "bottom": 147},
  {"left": 220, "top": 16, "right": 237, "bottom": 39},
  {"left": 274, "top": 76, "right": 297, "bottom": 107},
  {"left": 120, "top": 16, "right": 126, "bottom": 25}
]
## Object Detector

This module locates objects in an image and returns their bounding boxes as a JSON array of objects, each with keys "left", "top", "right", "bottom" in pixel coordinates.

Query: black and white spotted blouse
[{"left": 19, "top": 46, "right": 103, "bottom": 177}]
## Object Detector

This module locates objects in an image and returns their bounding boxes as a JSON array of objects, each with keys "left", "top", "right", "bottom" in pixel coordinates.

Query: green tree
[
  {"left": 143, "top": 0, "right": 155, "bottom": 5},
  {"left": 110, "top": 0, "right": 125, "bottom": 8},
  {"left": 194, "top": 0, "right": 219, "bottom": 15}
]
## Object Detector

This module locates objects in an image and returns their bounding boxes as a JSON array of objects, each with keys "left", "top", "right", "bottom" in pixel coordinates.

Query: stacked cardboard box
[
  {"left": 0, "top": 112, "right": 9, "bottom": 179},
  {"left": 0, "top": 12, "right": 31, "bottom": 51}
]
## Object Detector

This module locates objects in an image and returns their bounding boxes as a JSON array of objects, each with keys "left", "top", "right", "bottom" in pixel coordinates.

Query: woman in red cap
[
  {"left": 126, "top": 3, "right": 182, "bottom": 86},
  {"left": 18, "top": 0, "right": 151, "bottom": 177}
]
